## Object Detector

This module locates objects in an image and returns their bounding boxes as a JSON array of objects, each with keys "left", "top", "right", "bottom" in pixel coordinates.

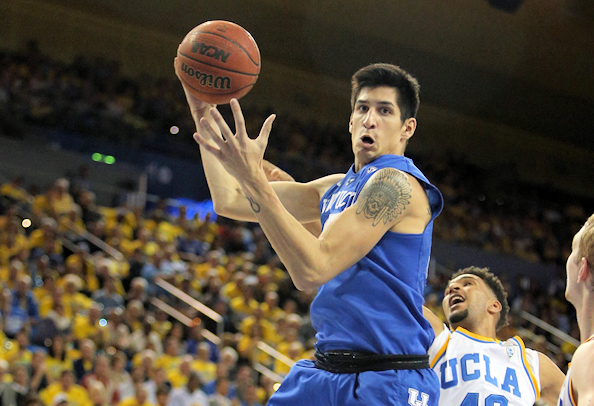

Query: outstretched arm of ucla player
[
  {"left": 537, "top": 352, "right": 565, "bottom": 406},
  {"left": 568, "top": 339, "right": 594, "bottom": 406},
  {"left": 423, "top": 306, "right": 445, "bottom": 336}
]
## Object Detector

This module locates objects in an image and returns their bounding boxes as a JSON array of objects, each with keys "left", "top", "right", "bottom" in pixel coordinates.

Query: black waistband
[{"left": 314, "top": 349, "right": 430, "bottom": 373}]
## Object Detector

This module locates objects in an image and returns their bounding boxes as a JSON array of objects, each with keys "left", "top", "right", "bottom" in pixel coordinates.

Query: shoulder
[
  {"left": 570, "top": 338, "right": 594, "bottom": 383},
  {"left": 428, "top": 326, "right": 451, "bottom": 366},
  {"left": 359, "top": 167, "right": 415, "bottom": 201},
  {"left": 307, "top": 173, "right": 345, "bottom": 192}
]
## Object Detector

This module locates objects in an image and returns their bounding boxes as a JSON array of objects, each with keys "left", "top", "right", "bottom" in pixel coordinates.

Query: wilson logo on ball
[
  {"left": 191, "top": 42, "right": 231, "bottom": 63},
  {"left": 181, "top": 62, "right": 231, "bottom": 89}
]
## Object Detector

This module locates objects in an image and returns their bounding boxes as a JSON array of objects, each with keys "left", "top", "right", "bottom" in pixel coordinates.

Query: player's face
[
  {"left": 442, "top": 274, "right": 495, "bottom": 329},
  {"left": 565, "top": 226, "right": 585, "bottom": 304},
  {"left": 349, "top": 86, "right": 415, "bottom": 171}
]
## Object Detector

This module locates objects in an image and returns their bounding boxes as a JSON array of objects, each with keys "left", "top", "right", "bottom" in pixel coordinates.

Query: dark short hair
[
  {"left": 351, "top": 63, "right": 420, "bottom": 121},
  {"left": 449, "top": 266, "right": 510, "bottom": 331}
]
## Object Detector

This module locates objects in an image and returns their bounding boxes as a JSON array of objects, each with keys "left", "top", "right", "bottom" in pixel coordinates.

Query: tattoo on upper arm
[
  {"left": 355, "top": 169, "right": 412, "bottom": 227},
  {"left": 246, "top": 196, "right": 260, "bottom": 213}
]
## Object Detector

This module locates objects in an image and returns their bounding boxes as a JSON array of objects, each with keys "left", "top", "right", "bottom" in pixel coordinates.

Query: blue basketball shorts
[{"left": 267, "top": 359, "right": 440, "bottom": 406}]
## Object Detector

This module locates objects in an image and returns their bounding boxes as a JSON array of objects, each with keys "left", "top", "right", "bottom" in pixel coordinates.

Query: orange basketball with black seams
[{"left": 175, "top": 20, "right": 261, "bottom": 105}]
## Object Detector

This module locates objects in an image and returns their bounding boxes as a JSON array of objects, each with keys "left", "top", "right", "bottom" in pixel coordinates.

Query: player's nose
[{"left": 362, "top": 109, "right": 377, "bottom": 129}]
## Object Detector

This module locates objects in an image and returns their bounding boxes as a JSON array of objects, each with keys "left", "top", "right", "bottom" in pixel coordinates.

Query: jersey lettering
[
  {"left": 321, "top": 191, "right": 356, "bottom": 213},
  {"left": 461, "top": 353, "right": 480, "bottom": 381},
  {"left": 440, "top": 354, "right": 523, "bottom": 399},
  {"left": 408, "top": 388, "right": 429, "bottom": 406}
]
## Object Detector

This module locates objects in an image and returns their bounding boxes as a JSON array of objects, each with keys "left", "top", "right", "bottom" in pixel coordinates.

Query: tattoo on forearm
[
  {"left": 246, "top": 197, "right": 261, "bottom": 213},
  {"left": 356, "top": 169, "right": 412, "bottom": 227}
]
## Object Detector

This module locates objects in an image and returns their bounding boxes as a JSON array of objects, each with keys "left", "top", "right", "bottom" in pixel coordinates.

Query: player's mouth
[
  {"left": 449, "top": 295, "right": 465, "bottom": 308},
  {"left": 360, "top": 135, "right": 375, "bottom": 147}
]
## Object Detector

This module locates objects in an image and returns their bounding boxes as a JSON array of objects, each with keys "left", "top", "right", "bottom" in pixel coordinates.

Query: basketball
[{"left": 175, "top": 20, "right": 261, "bottom": 105}]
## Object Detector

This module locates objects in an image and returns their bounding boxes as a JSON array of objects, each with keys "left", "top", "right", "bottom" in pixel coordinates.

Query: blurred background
[{"left": 1, "top": 0, "right": 593, "bottom": 405}]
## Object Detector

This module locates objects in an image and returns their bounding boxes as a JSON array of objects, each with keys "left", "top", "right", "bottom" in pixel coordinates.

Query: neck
[
  {"left": 453, "top": 320, "right": 497, "bottom": 340},
  {"left": 576, "top": 292, "right": 594, "bottom": 342}
]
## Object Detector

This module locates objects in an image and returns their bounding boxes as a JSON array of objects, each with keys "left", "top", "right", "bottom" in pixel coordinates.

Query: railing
[
  {"left": 150, "top": 297, "right": 220, "bottom": 346},
  {"left": 0, "top": 173, "right": 125, "bottom": 262},
  {"left": 154, "top": 277, "right": 224, "bottom": 346},
  {"left": 153, "top": 278, "right": 290, "bottom": 384}
]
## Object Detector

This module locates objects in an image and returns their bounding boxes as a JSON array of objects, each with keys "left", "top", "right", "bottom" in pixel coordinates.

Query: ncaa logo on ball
[{"left": 191, "top": 41, "right": 231, "bottom": 63}]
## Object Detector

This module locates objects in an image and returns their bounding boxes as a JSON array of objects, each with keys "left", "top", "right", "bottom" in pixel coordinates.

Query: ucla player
[
  {"left": 424, "top": 267, "right": 564, "bottom": 406},
  {"left": 558, "top": 214, "right": 594, "bottom": 406},
  {"left": 178, "top": 63, "right": 443, "bottom": 405}
]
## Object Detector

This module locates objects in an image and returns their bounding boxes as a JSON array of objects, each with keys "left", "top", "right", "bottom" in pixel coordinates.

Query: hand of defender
[{"left": 194, "top": 99, "right": 275, "bottom": 184}]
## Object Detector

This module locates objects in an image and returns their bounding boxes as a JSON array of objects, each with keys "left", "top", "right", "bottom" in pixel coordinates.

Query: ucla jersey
[
  {"left": 557, "top": 335, "right": 593, "bottom": 406},
  {"left": 558, "top": 368, "right": 576, "bottom": 406},
  {"left": 429, "top": 327, "right": 541, "bottom": 406},
  {"left": 311, "top": 154, "right": 443, "bottom": 355}
]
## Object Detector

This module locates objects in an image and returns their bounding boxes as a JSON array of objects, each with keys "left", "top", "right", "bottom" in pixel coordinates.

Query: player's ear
[
  {"left": 578, "top": 257, "right": 590, "bottom": 283},
  {"left": 401, "top": 117, "right": 417, "bottom": 140},
  {"left": 349, "top": 114, "right": 354, "bottom": 134},
  {"left": 488, "top": 299, "right": 502, "bottom": 316}
]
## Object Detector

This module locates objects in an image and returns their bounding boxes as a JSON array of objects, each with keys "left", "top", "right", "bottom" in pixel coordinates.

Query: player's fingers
[
  {"left": 198, "top": 118, "right": 227, "bottom": 149},
  {"left": 193, "top": 132, "right": 221, "bottom": 156},
  {"left": 257, "top": 114, "right": 276, "bottom": 148},
  {"left": 229, "top": 99, "right": 247, "bottom": 141},
  {"left": 208, "top": 107, "right": 235, "bottom": 144}
]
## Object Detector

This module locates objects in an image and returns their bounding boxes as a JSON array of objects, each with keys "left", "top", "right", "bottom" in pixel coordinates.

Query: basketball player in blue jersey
[
  {"left": 423, "top": 267, "right": 564, "bottom": 406},
  {"left": 558, "top": 213, "right": 594, "bottom": 406},
  {"left": 177, "top": 62, "right": 443, "bottom": 405}
]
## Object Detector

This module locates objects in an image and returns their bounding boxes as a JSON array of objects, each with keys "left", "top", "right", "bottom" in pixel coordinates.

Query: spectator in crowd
[
  {"left": 39, "top": 369, "right": 92, "bottom": 406},
  {"left": 81, "top": 354, "right": 119, "bottom": 404},
  {"left": 166, "top": 371, "right": 208, "bottom": 406},
  {"left": 72, "top": 339, "right": 96, "bottom": 383},
  {"left": 143, "top": 367, "right": 171, "bottom": 405},
  {"left": 29, "top": 350, "right": 50, "bottom": 393},
  {"left": 0, "top": 359, "right": 17, "bottom": 406}
]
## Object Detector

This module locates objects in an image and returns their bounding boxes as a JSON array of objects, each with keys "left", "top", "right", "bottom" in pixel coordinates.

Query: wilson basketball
[{"left": 175, "top": 20, "right": 261, "bottom": 104}]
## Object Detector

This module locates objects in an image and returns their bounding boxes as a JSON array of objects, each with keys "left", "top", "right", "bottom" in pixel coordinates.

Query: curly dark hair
[{"left": 449, "top": 266, "right": 510, "bottom": 331}]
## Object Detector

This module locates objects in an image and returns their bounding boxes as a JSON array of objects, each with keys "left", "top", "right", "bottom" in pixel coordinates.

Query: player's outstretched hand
[
  {"left": 194, "top": 98, "right": 276, "bottom": 184},
  {"left": 174, "top": 57, "right": 216, "bottom": 120}
]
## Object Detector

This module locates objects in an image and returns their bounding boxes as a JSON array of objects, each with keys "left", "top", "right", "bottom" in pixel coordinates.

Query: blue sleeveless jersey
[{"left": 312, "top": 154, "right": 443, "bottom": 355}]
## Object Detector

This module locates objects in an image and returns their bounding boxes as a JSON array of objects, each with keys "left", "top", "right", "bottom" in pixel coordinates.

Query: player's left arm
[
  {"left": 243, "top": 166, "right": 431, "bottom": 291},
  {"left": 568, "top": 340, "right": 594, "bottom": 406},
  {"left": 537, "top": 352, "right": 565, "bottom": 406}
]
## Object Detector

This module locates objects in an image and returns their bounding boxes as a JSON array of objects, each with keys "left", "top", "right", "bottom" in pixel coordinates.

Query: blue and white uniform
[
  {"left": 557, "top": 335, "right": 593, "bottom": 406},
  {"left": 429, "top": 327, "right": 541, "bottom": 406},
  {"left": 269, "top": 155, "right": 444, "bottom": 406}
]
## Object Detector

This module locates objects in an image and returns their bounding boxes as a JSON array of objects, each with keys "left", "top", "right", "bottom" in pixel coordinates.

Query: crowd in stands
[
  {"left": 0, "top": 173, "right": 316, "bottom": 406},
  {"left": 1, "top": 41, "right": 592, "bottom": 405}
]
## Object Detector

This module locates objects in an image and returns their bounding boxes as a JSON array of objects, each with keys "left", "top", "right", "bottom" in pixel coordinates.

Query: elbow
[
  {"left": 291, "top": 267, "right": 326, "bottom": 291},
  {"left": 211, "top": 200, "right": 232, "bottom": 218}
]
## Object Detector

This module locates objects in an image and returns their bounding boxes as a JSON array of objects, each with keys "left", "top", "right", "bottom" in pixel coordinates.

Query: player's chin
[{"left": 448, "top": 309, "right": 469, "bottom": 325}]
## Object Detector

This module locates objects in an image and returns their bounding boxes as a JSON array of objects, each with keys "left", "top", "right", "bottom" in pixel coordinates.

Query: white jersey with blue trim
[
  {"left": 428, "top": 326, "right": 541, "bottom": 406},
  {"left": 557, "top": 334, "right": 594, "bottom": 406},
  {"left": 557, "top": 367, "right": 575, "bottom": 406}
]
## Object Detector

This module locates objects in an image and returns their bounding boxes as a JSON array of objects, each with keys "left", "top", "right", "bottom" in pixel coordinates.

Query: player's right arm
[
  {"left": 568, "top": 339, "right": 594, "bottom": 406},
  {"left": 536, "top": 352, "right": 564, "bottom": 406},
  {"left": 177, "top": 67, "right": 343, "bottom": 223}
]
